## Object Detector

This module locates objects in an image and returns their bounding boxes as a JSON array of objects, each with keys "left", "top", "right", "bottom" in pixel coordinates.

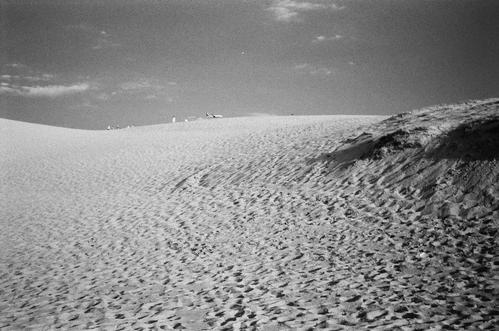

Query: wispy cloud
[
  {"left": 119, "top": 80, "right": 167, "bottom": 95},
  {"left": 0, "top": 73, "right": 54, "bottom": 82},
  {"left": 66, "top": 24, "right": 120, "bottom": 50},
  {"left": 294, "top": 63, "right": 333, "bottom": 76},
  {"left": 1, "top": 63, "right": 91, "bottom": 98},
  {"left": 268, "top": 0, "right": 344, "bottom": 22},
  {"left": 92, "top": 30, "right": 121, "bottom": 50},
  {"left": 4, "top": 63, "right": 27, "bottom": 69},
  {"left": 313, "top": 34, "right": 343, "bottom": 43},
  {"left": 120, "top": 80, "right": 159, "bottom": 91},
  {"left": 1, "top": 63, "right": 56, "bottom": 84},
  {"left": 0, "top": 83, "right": 90, "bottom": 98},
  {"left": 100, "top": 79, "right": 176, "bottom": 101}
]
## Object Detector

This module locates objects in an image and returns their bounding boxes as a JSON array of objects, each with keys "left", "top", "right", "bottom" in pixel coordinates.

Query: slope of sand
[{"left": 1, "top": 100, "right": 498, "bottom": 330}]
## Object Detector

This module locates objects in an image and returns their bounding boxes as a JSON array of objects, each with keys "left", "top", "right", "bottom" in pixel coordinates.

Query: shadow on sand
[
  {"left": 314, "top": 115, "right": 499, "bottom": 167},
  {"left": 316, "top": 127, "right": 427, "bottom": 166},
  {"left": 429, "top": 117, "right": 499, "bottom": 161}
]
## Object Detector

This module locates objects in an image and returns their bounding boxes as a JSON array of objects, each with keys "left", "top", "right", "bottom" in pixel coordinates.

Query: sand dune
[{"left": 1, "top": 100, "right": 498, "bottom": 330}]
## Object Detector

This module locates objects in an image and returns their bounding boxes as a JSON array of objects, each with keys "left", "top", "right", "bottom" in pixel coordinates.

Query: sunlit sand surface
[{"left": 1, "top": 99, "right": 498, "bottom": 330}]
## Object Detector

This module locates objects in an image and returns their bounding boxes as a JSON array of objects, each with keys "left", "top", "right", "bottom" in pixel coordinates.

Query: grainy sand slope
[{"left": 1, "top": 100, "right": 498, "bottom": 330}]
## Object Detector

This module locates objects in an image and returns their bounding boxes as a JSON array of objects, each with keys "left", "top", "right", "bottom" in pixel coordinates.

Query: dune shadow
[
  {"left": 314, "top": 116, "right": 499, "bottom": 166},
  {"left": 314, "top": 128, "right": 428, "bottom": 167},
  {"left": 430, "top": 117, "right": 499, "bottom": 161}
]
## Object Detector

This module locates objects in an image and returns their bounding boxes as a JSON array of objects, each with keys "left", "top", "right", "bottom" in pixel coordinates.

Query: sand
[{"left": 1, "top": 99, "right": 498, "bottom": 330}]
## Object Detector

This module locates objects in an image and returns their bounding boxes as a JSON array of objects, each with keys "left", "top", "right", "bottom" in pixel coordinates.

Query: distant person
[{"left": 172, "top": 116, "right": 176, "bottom": 123}]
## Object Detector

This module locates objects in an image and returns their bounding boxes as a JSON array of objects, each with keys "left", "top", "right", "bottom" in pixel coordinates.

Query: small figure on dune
[
  {"left": 172, "top": 116, "right": 176, "bottom": 123},
  {"left": 206, "top": 112, "right": 223, "bottom": 118}
]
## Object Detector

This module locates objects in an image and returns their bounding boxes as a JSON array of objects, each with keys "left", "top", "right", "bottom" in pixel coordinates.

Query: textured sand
[{"left": 1, "top": 100, "right": 498, "bottom": 330}]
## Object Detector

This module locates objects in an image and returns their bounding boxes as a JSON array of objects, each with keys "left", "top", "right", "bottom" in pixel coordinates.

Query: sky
[{"left": 1, "top": 0, "right": 498, "bottom": 129}]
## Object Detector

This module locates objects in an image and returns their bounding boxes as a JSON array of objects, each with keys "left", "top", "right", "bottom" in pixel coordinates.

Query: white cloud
[
  {"left": 268, "top": 0, "right": 344, "bottom": 22},
  {"left": 0, "top": 83, "right": 90, "bottom": 98},
  {"left": 0, "top": 86, "right": 19, "bottom": 94},
  {"left": 23, "top": 74, "right": 55, "bottom": 82},
  {"left": 119, "top": 80, "right": 166, "bottom": 93},
  {"left": 25, "top": 83, "right": 90, "bottom": 97},
  {"left": 5, "top": 63, "right": 27, "bottom": 69},
  {"left": 294, "top": 63, "right": 333, "bottom": 76},
  {"left": 1, "top": 63, "right": 58, "bottom": 85},
  {"left": 0, "top": 74, "right": 55, "bottom": 82},
  {"left": 313, "top": 34, "right": 343, "bottom": 43},
  {"left": 120, "top": 79, "right": 171, "bottom": 93},
  {"left": 310, "top": 67, "right": 332, "bottom": 76}
]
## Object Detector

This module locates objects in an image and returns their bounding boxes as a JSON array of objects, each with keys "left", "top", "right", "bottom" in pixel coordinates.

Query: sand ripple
[{"left": 1, "top": 102, "right": 498, "bottom": 330}]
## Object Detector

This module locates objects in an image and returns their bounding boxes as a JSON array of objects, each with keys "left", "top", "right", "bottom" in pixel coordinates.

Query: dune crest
[
  {"left": 0, "top": 101, "right": 498, "bottom": 330},
  {"left": 318, "top": 99, "right": 499, "bottom": 219}
]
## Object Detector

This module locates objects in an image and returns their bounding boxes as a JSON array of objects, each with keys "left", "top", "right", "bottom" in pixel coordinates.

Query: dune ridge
[{"left": 0, "top": 100, "right": 498, "bottom": 330}]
